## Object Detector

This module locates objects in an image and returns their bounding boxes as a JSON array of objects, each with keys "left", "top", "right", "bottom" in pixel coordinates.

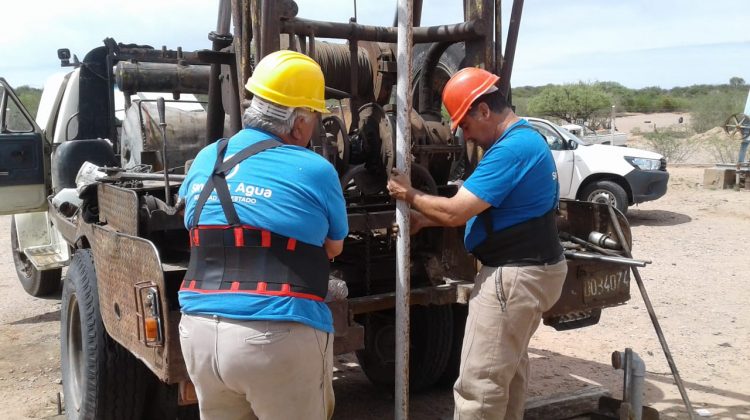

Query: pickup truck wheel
[
  {"left": 581, "top": 180, "right": 628, "bottom": 214},
  {"left": 61, "top": 249, "right": 147, "bottom": 419},
  {"left": 435, "top": 304, "right": 467, "bottom": 387},
  {"left": 356, "top": 304, "right": 453, "bottom": 392},
  {"left": 10, "top": 218, "right": 62, "bottom": 297}
]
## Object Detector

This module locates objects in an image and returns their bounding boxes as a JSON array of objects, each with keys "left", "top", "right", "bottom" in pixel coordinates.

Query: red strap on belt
[
  {"left": 179, "top": 281, "right": 323, "bottom": 301},
  {"left": 189, "top": 225, "right": 289, "bottom": 249},
  {"left": 234, "top": 227, "right": 244, "bottom": 247}
]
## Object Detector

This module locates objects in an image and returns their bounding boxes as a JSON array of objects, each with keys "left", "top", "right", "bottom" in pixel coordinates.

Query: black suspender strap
[{"left": 191, "top": 138, "right": 282, "bottom": 228}]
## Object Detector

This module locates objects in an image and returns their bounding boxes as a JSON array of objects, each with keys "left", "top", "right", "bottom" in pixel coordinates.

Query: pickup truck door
[
  {"left": 0, "top": 78, "right": 50, "bottom": 215},
  {"left": 529, "top": 120, "right": 574, "bottom": 197}
]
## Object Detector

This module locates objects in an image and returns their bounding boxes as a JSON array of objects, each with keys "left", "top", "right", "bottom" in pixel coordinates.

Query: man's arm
[
  {"left": 388, "top": 170, "right": 491, "bottom": 227},
  {"left": 409, "top": 186, "right": 490, "bottom": 227},
  {"left": 324, "top": 238, "right": 344, "bottom": 259},
  {"left": 321, "top": 163, "right": 348, "bottom": 259}
]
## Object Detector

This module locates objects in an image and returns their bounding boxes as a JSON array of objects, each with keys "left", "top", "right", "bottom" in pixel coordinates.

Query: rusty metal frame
[
  {"left": 97, "top": 183, "right": 139, "bottom": 236},
  {"left": 90, "top": 224, "right": 188, "bottom": 383}
]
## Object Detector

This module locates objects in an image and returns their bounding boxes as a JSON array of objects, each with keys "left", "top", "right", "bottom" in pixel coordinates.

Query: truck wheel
[
  {"left": 581, "top": 180, "right": 629, "bottom": 214},
  {"left": 61, "top": 249, "right": 147, "bottom": 419},
  {"left": 142, "top": 377, "right": 199, "bottom": 420},
  {"left": 10, "top": 218, "right": 62, "bottom": 297},
  {"left": 355, "top": 304, "right": 453, "bottom": 392},
  {"left": 435, "top": 304, "right": 467, "bottom": 388}
]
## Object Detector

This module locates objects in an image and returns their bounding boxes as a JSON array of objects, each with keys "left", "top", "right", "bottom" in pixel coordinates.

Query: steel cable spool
[
  {"left": 312, "top": 42, "right": 373, "bottom": 100},
  {"left": 356, "top": 102, "right": 394, "bottom": 176}
]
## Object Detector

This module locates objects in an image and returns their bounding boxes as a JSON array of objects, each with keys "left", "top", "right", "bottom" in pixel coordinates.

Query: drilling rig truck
[{"left": 0, "top": 0, "right": 635, "bottom": 418}]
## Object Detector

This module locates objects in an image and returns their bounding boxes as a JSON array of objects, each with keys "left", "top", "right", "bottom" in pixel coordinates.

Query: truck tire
[
  {"left": 580, "top": 180, "right": 629, "bottom": 215},
  {"left": 356, "top": 304, "right": 453, "bottom": 392},
  {"left": 435, "top": 304, "right": 467, "bottom": 388},
  {"left": 10, "top": 218, "right": 62, "bottom": 297},
  {"left": 61, "top": 249, "right": 147, "bottom": 419},
  {"left": 412, "top": 43, "right": 478, "bottom": 181},
  {"left": 142, "top": 378, "right": 199, "bottom": 420},
  {"left": 412, "top": 43, "right": 465, "bottom": 116}
]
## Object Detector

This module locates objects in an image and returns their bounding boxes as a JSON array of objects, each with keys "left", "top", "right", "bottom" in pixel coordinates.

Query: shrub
[
  {"left": 643, "top": 127, "right": 696, "bottom": 162},
  {"left": 704, "top": 134, "right": 739, "bottom": 164},
  {"left": 690, "top": 89, "right": 746, "bottom": 133}
]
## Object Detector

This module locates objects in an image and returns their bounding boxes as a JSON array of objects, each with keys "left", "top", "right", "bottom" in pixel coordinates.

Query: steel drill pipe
[
  {"left": 395, "top": 0, "right": 414, "bottom": 417},
  {"left": 280, "top": 18, "right": 484, "bottom": 43}
]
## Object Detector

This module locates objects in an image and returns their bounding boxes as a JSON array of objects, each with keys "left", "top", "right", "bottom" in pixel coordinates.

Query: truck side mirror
[
  {"left": 567, "top": 139, "right": 578, "bottom": 150},
  {"left": 58, "top": 49, "right": 71, "bottom": 66}
]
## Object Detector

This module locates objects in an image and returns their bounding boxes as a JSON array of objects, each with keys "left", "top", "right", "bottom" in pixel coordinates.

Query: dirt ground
[
  {"left": 615, "top": 112, "right": 692, "bottom": 135},
  {"left": 0, "top": 164, "right": 748, "bottom": 419}
]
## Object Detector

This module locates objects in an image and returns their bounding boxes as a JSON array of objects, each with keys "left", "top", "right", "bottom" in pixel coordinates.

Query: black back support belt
[
  {"left": 183, "top": 225, "right": 329, "bottom": 300},
  {"left": 471, "top": 124, "right": 563, "bottom": 267},
  {"left": 472, "top": 208, "right": 563, "bottom": 267}
]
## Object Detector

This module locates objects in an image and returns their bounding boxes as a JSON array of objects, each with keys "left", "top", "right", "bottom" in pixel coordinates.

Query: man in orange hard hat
[
  {"left": 178, "top": 50, "right": 347, "bottom": 419},
  {"left": 388, "top": 67, "right": 567, "bottom": 419}
]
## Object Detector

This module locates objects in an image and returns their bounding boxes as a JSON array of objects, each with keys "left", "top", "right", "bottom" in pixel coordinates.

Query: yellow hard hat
[{"left": 245, "top": 50, "right": 328, "bottom": 113}]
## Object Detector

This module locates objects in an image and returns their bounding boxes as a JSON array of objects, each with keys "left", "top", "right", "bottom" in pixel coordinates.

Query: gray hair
[{"left": 242, "top": 96, "right": 315, "bottom": 136}]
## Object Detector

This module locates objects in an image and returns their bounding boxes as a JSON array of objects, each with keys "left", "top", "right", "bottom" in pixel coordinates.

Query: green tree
[
  {"left": 526, "top": 83, "right": 611, "bottom": 123},
  {"left": 730, "top": 76, "right": 746, "bottom": 87}
]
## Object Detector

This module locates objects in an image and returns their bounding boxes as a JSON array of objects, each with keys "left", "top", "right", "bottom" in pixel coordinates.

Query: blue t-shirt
[
  {"left": 177, "top": 128, "right": 348, "bottom": 333},
  {"left": 462, "top": 119, "right": 559, "bottom": 251}
]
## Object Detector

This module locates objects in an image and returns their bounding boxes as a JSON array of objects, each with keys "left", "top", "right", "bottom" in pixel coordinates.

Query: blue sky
[{"left": 1, "top": 0, "right": 748, "bottom": 89}]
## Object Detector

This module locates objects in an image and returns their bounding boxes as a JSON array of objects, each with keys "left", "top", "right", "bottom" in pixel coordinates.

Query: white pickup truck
[
  {"left": 561, "top": 123, "right": 628, "bottom": 147},
  {"left": 527, "top": 117, "right": 669, "bottom": 214}
]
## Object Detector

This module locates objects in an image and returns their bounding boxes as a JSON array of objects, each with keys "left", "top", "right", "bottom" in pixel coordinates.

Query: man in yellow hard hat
[
  {"left": 388, "top": 67, "right": 566, "bottom": 419},
  {"left": 177, "top": 50, "right": 347, "bottom": 419}
]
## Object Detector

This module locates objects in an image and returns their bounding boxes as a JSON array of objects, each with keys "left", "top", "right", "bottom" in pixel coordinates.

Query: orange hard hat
[{"left": 442, "top": 67, "right": 500, "bottom": 130}]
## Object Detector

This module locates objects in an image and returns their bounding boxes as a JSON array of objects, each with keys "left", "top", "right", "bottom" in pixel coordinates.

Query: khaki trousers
[
  {"left": 179, "top": 314, "right": 334, "bottom": 420},
  {"left": 454, "top": 259, "right": 567, "bottom": 420}
]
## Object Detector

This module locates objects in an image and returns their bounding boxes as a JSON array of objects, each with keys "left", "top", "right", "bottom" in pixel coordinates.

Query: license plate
[{"left": 583, "top": 270, "right": 629, "bottom": 303}]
